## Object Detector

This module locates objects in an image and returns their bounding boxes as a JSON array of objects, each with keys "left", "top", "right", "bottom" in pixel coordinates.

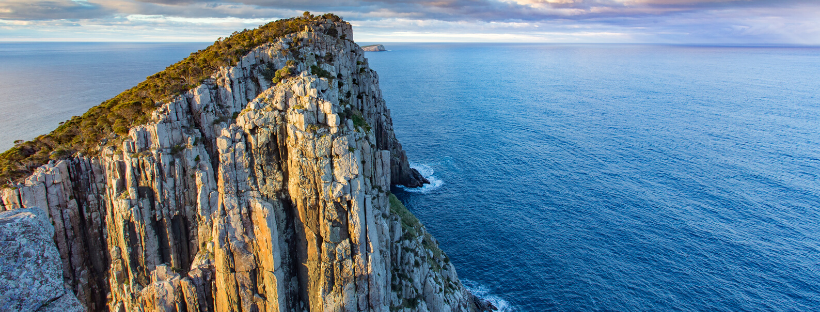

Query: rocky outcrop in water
[
  {"left": 362, "top": 45, "right": 386, "bottom": 52},
  {"left": 0, "top": 17, "right": 488, "bottom": 312},
  {"left": 0, "top": 207, "right": 85, "bottom": 312}
]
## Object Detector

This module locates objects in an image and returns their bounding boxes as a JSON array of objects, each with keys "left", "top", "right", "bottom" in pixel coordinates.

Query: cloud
[
  {"left": 1, "top": 0, "right": 816, "bottom": 22},
  {"left": 0, "top": 0, "right": 818, "bottom": 44},
  {"left": 134, "top": 0, "right": 216, "bottom": 4},
  {"left": 219, "top": 0, "right": 817, "bottom": 22},
  {"left": 0, "top": 0, "right": 111, "bottom": 20}
]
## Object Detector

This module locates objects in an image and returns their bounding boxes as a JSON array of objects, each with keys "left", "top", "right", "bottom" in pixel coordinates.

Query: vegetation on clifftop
[
  {"left": 389, "top": 193, "right": 422, "bottom": 237},
  {"left": 0, "top": 12, "right": 343, "bottom": 186}
]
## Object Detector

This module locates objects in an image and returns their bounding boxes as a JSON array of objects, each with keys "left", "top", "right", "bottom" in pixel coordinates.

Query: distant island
[{"left": 362, "top": 44, "right": 387, "bottom": 52}]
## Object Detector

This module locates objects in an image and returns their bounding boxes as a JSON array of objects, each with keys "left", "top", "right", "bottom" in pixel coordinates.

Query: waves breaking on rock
[
  {"left": 463, "top": 280, "right": 514, "bottom": 312},
  {"left": 398, "top": 163, "right": 444, "bottom": 194}
]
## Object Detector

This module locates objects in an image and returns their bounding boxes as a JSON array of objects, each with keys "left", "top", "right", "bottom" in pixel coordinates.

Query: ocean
[
  {"left": 0, "top": 42, "right": 208, "bottom": 152},
  {"left": 3, "top": 42, "right": 820, "bottom": 311}
]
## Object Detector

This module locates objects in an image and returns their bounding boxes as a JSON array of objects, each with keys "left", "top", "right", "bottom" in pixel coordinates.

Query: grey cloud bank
[{"left": 0, "top": 0, "right": 818, "bottom": 44}]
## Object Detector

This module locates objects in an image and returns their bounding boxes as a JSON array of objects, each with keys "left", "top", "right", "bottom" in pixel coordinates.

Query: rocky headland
[
  {"left": 361, "top": 45, "right": 387, "bottom": 52},
  {"left": 0, "top": 14, "right": 490, "bottom": 312}
]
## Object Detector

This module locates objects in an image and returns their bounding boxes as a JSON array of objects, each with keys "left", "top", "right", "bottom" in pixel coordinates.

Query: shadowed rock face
[
  {"left": 0, "top": 207, "right": 84, "bottom": 312},
  {"left": 0, "top": 18, "right": 488, "bottom": 312}
]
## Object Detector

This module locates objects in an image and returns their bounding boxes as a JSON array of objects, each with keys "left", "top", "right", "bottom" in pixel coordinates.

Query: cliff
[{"left": 0, "top": 14, "right": 488, "bottom": 312}]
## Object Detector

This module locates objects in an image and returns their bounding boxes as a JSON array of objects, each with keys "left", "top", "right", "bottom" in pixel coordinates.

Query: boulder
[{"left": 0, "top": 207, "right": 84, "bottom": 311}]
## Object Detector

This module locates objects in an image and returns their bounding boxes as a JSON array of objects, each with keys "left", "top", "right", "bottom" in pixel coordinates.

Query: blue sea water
[
  {"left": 2, "top": 42, "right": 820, "bottom": 311},
  {"left": 0, "top": 42, "right": 207, "bottom": 151},
  {"left": 366, "top": 43, "right": 820, "bottom": 311}
]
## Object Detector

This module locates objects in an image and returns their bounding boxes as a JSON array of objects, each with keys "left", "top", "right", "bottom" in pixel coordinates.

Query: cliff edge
[{"left": 0, "top": 14, "right": 488, "bottom": 312}]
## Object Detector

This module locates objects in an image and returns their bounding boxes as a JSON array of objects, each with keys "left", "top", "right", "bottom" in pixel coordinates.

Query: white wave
[
  {"left": 397, "top": 163, "right": 444, "bottom": 193},
  {"left": 463, "top": 280, "right": 515, "bottom": 312}
]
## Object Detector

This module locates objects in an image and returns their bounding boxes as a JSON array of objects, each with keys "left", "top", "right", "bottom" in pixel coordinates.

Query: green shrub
[
  {"left": 351, "top": 110, "right": 371, "bottom": 132},
  {"left": 170, "top": 145, "right": 185, "bottom": 156},
  {"left": 0, "top": 13, "right": 345, "bottom": 186},
  {"left": 272, "top": 66, "right": 294, "bottom": 84},
  {"left": 310, "top": 65, "right": 333, "bottom": 80},
  {"left": 288, "top": 46, "right": 301, "bottom": 60},
  {"left": 260, "top": 63, "right": 276, "bottom": 81},
  {"left": 49, "top": 148, "right": 68, "bottom": 160},
  {"left": 388, "top": 193, "right": 421, "bottom": 237}
]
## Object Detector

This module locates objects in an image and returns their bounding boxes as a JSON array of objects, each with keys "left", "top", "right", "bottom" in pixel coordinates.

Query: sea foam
[
  {"left": 463, "top": 280, "right": 515, "bottom": 312},
  {"left": 397, "top": 163, "right": 443, "bottom": 193}
]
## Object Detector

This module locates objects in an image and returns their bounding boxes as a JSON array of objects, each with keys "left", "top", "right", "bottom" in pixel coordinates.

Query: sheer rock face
[
  {"left": 0, "top": 207, "right": 85, "bottom": 312},
  {"left": 0, "top": 20, "right": 483, "bottom": 311}
]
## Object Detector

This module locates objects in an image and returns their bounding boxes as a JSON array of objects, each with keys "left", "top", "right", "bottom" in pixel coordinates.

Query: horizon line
[{"left": 1, "top": 40, "right": 819, "bottom": 48}]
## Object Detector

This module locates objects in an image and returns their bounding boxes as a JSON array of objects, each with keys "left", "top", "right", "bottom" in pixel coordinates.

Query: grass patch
[
  {"left": 389, "top": 193, "right": 421, "bottom": 238},
  {"left": 350, "top": 110, "right": 371, "bottom": 132},
  {"left": 310, "top": 65, "right": 333, "bottom": 80},
  {"left": 389, "top": 193, "right": 448, "bottom": 274}
]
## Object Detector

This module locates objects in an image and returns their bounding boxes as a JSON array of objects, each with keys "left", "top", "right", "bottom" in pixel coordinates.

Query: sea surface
[
  {"left": 3, "top": 42, "right": 820, "bottom": 311},
  {"left": 0, "top": 42, "right": 208, "bottom": 151}
]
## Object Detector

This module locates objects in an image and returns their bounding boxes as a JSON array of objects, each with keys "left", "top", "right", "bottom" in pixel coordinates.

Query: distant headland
[{"left": 362, "top": 44, "right": 387, "bottom": 52}]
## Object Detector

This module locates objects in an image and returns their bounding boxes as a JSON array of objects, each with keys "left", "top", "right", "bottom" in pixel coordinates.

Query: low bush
[
  {"left": 351, "top": 110, "right": 371, "bottom": 133},
  {"left": 388, "top": 193, "right": 421, "bottom": 237},
  {"left": 310, "top": 65, "right": 333, "bottom": 80},
  {"left": 272, "top": 66, "right": 294, "bottom": 84}
]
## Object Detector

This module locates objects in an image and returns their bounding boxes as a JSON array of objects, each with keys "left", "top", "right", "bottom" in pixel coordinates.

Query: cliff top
[{"left": 0, "top": 12, "right": 345, "bottom": 186}]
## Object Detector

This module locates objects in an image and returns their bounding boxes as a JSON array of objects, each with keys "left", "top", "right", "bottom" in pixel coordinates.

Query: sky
[{"left": 0, "top": 0, "right": 819, "bottom": 44}]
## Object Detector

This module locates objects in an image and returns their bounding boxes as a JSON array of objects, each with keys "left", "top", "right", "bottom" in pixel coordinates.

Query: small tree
[{"left": 273, "top": 66, "right": 294, "bottom": 84}]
